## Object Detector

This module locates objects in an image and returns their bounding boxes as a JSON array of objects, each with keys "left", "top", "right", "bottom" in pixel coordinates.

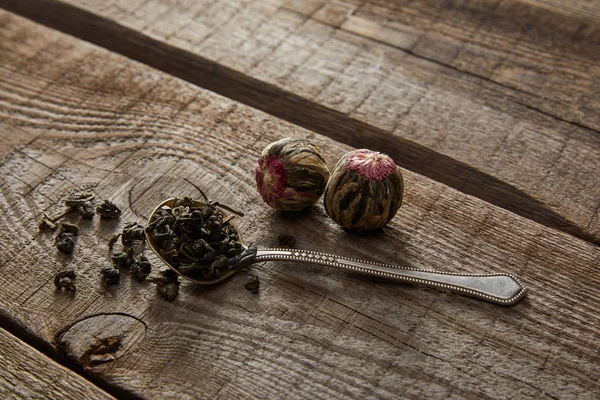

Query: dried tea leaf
[
  {"left": 96, "top": 200, "right": 122, "bottom": 220},
  {"left": 57, "top": 222, "right": 79, "bottom": 236},
  {"left": 39, "top": 214, "right": 57, "bottom": 231},
  {"left": 101, "top": 266, "right": 120, "bottom": 285},
  {"left": 245, "top": 275, "right": 260, "bottom": 294},
  {"left": 54, "top": 270, "right": 76, "bottom": 293},
  {"left": 130, "top": 255, "right": 151, "bottom": 281},
  {"left": 122, "top": 222, "right": 145, "bottom": 246},
  {"left": 157, "top": 281, "right": 180, "bottom": 302},
  {"left": 111, "top": 248, "right": 134, "bottom": 269},
  {"left": 78, "top": 202, "right": 95, "bottom": 219},
  {"left": 64, "top": 192, "right": 94, "bottom": 208},
  {"left": 55, "top": 232, "right": 76, "bottom": 254}
]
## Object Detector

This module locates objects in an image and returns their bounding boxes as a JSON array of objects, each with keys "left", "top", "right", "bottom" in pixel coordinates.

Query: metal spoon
[{"left": 146, "top": 198, "right": 527, "bottom": 306}]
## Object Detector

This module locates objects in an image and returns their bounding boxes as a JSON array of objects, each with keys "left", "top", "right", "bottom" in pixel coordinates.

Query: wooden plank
[
  {"left": 0, "top": 327, "right": 114, "bottom": 399},
  {"left": 1, "top": 0, "right": 599, "bottom": 245},
  {"left": 0, "top": 11, "right": 599, "bottom": 399},
  {"left": 335, "top": 0, "right": 600, "bottom": 131}
]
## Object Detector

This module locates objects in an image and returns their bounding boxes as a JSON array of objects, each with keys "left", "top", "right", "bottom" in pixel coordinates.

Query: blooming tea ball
[
  {"left": 256, "top": 138, "right": 330, "bottom": 211},
  {"left": 324, "top": 149, "right": 403, "bottom": 231}
]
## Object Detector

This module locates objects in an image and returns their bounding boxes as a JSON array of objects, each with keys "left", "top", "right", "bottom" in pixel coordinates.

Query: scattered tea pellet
[
  {"left": 78, "top": 202, "right": 95, "bottom": 219},
  {"left": 157, "top": 281, "right": 180, "bottom": 302},
  {"left": 55, "top": 223, "right": 79, "bottom": 254},
  {"left": 121, "top": 222, "right": 145, "bottom": 246},
  {"left": 278, "top": 234, "right": 296, "bottom": 248},
  {"left": 96, "top": 200, "right": 122, "bottom": 219},
  {"left": 64, "top": 192, "right": 96, "bottom": 219},
  {"left": 151, "top": 269, "right": 180, "bottom": 301},
  {"left": 58, "top": 222, "right": 79, "bottom": 235},
  {"left": 40, "top": 191, "right": 95, "bottom": 231},
  {"left": 111, "top": 248, "right": 134, "bottom": 269},
  {"left": 54, "top": 270, "right": 76, "bottom": 293},
  {"left": 56, "top": 234, "right": 76, "bottom": 254},
  {"left": 245, "top": 275, "right": 260, "bottom": 294},
  {"left": 160, "top": 269, "right": 179, "bottom": 283},
  {"left": 101, "top": 265, "right": 120, "bottom": 285},
  {"left": 64, "top": 192, "right": 94, "bottom": 209},
  {"left": 130, "top": 255, "right": 152, "bottom": 281}
]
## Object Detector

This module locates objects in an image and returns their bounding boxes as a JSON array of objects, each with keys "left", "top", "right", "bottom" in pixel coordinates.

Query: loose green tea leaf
[
  {"left": 55, "top": 223, "right": 79, "bottom": 254},
  {"left": 96, "top": 200, "right": 122, "bottom": 219},
  {"left": 160, "top": 269, "right": 179, "bottom": 283},
  {"left": 149, "top": 269, "right": 180, "bottom": 301},
  {"left": 56, "top": 234, "right": 76, "bottom": 254},
  {"left": 54, "top": 270, "right": 76, "bottom": 293},
  {"left": 64, "top": 192, "right": 94, "bottom": 208},
  {"left": 245, "top": 275, "right": 260, "bottom": 293},
  {"left": 39, "top": 209, "right": 72, "bottom": 231},
  {"left": 111, "top": 248, "right": 135, "bottom": 269},
  {"left": 57, "top": 222, "right": 79, "bottom": 236},
  {"left": 39, "top": 213, "right": 57, "bottom": 231},
  {"left": 101, "top": 265, "right": 120, "bottom": 285},
  {"left": 130, "top": 255, "right": 152, "bottom": 281},
  {"left": 40, "top": 191, "right": 97, "bottom": 231},
  {"left": 78, "top": 202, "right": 95, "bottom": 219},
  {"left": 122, "top": 222, "right": 146, "bottom": 246},
  {"left": 64, "top": 191, "right": 96, "bottom": 219},
  {"left": 157, "top": 281, "right": 180, "bottom": 302}
]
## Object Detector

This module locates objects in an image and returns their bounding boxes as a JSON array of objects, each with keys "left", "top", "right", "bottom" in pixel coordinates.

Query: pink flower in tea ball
[
  {"left": 255, "top": 138, "right": 330, "bottom": 211},
  {"left": 256, "top": 155, "right": 287, "bottom": 208},
  {"left": 324, "top": 149, "right": 404, "bottom": 231},
  {"left": 346, "top": 149, "right": 397, "bottom": 181}
]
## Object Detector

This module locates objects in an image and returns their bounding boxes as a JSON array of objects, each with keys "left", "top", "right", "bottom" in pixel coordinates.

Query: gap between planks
[{"left": 0, "top": 314, "right": 143, "bottom": 400}]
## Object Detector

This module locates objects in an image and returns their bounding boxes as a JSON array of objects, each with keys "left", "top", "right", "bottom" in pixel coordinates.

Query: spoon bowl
[{"left": 145, "top": 197, "right": 247, "bottom": 285}]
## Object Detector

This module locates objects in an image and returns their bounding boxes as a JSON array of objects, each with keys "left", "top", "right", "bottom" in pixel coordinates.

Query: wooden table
[{"left": 0, "top": 1, "right": 598, "bottom": 399}]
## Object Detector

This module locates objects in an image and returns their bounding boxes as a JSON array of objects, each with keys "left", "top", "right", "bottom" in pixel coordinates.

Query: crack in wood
[{"left": 0, "top": 310, "right": 144, "bottom": 400}]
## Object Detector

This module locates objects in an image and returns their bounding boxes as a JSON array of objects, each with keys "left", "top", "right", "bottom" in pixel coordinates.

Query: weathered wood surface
[
  {"left": 520, "top": 0, "right": 600, "bottom": 21},
  {"left": 0, "top": 327, "right": 114, "bottom": 399},
  {"left": 2, "top": 0, "right": 599, "bottom": 245},
  {"left": 1, "top": 12, "right": 599, "bottom": 399}
]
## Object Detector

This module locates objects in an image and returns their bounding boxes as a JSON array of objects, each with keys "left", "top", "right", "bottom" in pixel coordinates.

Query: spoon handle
[{"left": 254, "top": 249, "right": 527, "bottom": 306}]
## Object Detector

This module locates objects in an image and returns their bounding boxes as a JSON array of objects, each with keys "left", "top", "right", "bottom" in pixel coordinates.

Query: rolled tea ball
[
  {"left": 324, "top": 149, "right": 403, "bottom": 231},
  {"left": 256, "top": 138, "right": 330, "bottom": 211}
]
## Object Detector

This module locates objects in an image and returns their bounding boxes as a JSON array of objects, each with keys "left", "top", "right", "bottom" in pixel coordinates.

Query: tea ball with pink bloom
[
  {"left": 324, "top": 149, "right": 404, "bottom": 230},
  {"left": 256, "top": 138, "right": 330, "bottom": 211}
]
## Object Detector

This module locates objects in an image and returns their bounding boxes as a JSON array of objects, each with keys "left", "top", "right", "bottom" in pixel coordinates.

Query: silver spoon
[{"left": 146, "top": 198, "right": 527, "bottom": 306}]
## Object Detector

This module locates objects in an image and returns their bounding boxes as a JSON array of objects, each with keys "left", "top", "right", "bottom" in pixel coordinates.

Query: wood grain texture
[
  {"left": 1, "top": 0, "right": 599, "bottom": 245},
  {"left": 0, "top": 327, "right": 114, "bottom": 399},
  {"left": 505, "top": 0, "right": 600, "bottom": 23},
  {"left": 1, "top": 12, "right": 599, "bottom": 399}
]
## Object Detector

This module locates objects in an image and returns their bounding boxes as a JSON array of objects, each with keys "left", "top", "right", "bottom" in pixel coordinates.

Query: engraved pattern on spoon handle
[{"left": 254, "top": 249, "right": 527, "bottom": 306}]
